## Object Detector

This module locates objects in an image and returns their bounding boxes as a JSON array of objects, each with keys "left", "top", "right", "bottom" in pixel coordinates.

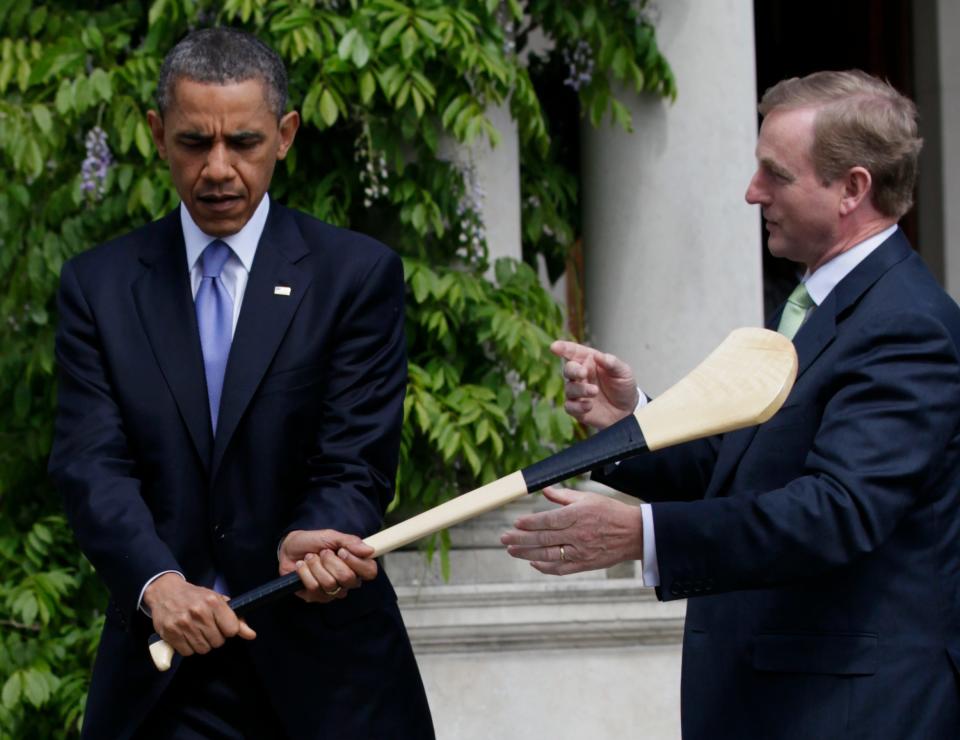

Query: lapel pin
[{"left": 274, "top": 285, "right": 292, "bottom": 296}]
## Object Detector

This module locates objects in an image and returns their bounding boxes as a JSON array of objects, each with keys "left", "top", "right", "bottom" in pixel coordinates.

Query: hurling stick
[{"left": 149, "top": 327, "right": 797, "bottom": 671}]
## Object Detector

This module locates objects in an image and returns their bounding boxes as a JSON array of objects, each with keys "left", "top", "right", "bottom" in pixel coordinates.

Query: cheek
[
  {"left": 168, "top": 155, "right": 201, "bottom": 183},
  {"left": 238, "top": 158, "right": 277, "bottom": 192}
]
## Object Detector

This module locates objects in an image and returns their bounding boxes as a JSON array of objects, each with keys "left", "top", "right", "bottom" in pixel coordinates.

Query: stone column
[
  {"left": 475, "top": 102, "right": 523, "bottom": 266},
  {"left": 439, "top": 102, "right": 523, "bottom": 269},
  {"left": 581, "top": 0, "right": 763, "bottom": 395},
  {"left": 913, "top": 0, "right": 960, "bottom": 299}
]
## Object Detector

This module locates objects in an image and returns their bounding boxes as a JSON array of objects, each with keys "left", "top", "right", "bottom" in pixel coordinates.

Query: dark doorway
[{"left": 753, "top": 0, "right": 915, "bottom": 318}]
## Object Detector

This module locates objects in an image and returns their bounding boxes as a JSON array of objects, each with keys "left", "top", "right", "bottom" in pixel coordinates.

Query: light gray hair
[{"left": 156, "top": 27, "right": 288, "bottom": 118}]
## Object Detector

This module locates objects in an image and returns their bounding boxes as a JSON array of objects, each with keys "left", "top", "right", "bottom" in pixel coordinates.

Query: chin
[
  {"left": 766, "top": 240, "right": 785, "bottom": 258},
  {"left": 197, "top": 217, "right": 243, "bottom": 238}
]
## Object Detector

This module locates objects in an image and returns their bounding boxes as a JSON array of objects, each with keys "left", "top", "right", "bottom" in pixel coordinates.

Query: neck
[{"left": 807, "top": 215, "right": 897, "bottom": 273}]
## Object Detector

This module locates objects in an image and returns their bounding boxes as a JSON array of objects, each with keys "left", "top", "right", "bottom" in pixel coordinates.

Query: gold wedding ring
[
  {"left": 559, "top": 545, "right": 567, "bottom": 562},
  {"left": 324, "top": 585, "right": 342, "bottom": 596}
]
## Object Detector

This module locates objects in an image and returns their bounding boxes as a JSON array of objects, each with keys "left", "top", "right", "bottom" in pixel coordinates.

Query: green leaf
[
  {"left": 411, "top": 87, "right": 425, "bottom": 118},
  {"left": 134, "top": 120, "right": 153, "bottom": 159},
  {"left": 90, "top": 68, "right": 112, "bottom": 102},
  {"left": 23, "top": 669, "right": 52, "bottom": 708},
  {"left": 2, "top": 672, "right": 22, "bottom": 709},
  {"left": 583, "top": 5, "right": 597, "bottom": 30},
  {"left": 611, "top": 46, "right": 629, "bottom": 80},
  {"left": 27, "top": 5, "right": 47, "bottom": 35},
  {"left": 16, "top": 58, "right": 31, "bottom": 91},
  {"left": 337, "top": 28, "right": 358, "bottom": 61},
  {"left": 351, "top": 34, "right": 371, "bottom": 68},
  {"left": 23, "top": 137, "right": 43, "bottom": 178},
  {"left": 401, "top": 26, "right": 418, "bottom": 60},
  {"left": 148, "top": 0, "right": 169, "bottom": 26},
  {"left": 117, "top": 163, "right": 134, "bottom": 192},
  {"left": 359, "top": 70, "right": 376, "bottom": 103},
  {"left": 379, "top": 16, "right": 407, "bottom": 49},
  {"left": 319, "top": 88, "right": 338, "bottom": 126},
  {"left": 55, "top": 79, "right": 73, "bottom": 114},
  {"left": 31, "top": 104, "right": 52, "bottom": 135},
  {"left": 395, "top": 78, "right": 411, "bottom": 108},
  {"left": 13, "top": 590, "right": 38, "bottom": 625}
]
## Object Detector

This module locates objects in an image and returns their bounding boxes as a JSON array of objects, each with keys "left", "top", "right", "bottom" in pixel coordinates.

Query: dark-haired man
[
  {"left": 503, "top": 70, "right": 960, "bottom": 738},
  {"left": 50, "top": 27, "right": 433, "bottom": 739}
]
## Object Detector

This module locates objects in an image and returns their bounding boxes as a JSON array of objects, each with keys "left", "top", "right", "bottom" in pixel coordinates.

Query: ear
[
  {"left": 146, "top": 110, "right": 167, "bottom": 160},
  {"left": 838, "top": 166, "right": 872, "bottom": 216},
  {"left": 276, "top": 110, "right": 300, "bottom": 160}
]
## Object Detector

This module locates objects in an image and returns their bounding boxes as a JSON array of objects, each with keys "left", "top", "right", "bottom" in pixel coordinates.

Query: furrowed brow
[
  {"left": 227, "top": 131, "right": 265, "bottom": 145},
  {"left": 177, "top": 132, "right": 213, "bottom": 144}
]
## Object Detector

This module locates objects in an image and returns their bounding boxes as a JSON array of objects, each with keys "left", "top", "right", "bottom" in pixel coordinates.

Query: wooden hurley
[{"left": 149, "top": 327, "right": 798, "bottom": 671}]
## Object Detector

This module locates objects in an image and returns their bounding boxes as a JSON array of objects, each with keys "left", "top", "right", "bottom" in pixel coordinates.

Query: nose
[
  {"left": 204, "top": 142, "right": 234, "bottom": 182},
  {"left": 744, "top": 170, "right": 767, "bottom": 206}
]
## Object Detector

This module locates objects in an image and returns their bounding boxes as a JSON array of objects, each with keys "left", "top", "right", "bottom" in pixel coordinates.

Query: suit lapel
[
  {"left": 706, "top": 229, "right": 914, "bottom": 497},
  {"left": 211, "top": 204, "right": 313, "bottom": 480},
  {"left": 132, "top": 211, "right": 213, "bottom": 470}
]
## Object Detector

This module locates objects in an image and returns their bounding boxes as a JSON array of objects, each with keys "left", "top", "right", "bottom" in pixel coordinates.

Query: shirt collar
[
  {"left": 181, "top": 193, "right": 270, "bottom": 273},
  {"left": 802, "top": 223, "right": 898, "bottom": 306}
]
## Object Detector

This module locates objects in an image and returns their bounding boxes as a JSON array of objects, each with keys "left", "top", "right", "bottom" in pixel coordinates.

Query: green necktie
[{"left": 776, "top": 282, "right": 815, "bottom": 340}]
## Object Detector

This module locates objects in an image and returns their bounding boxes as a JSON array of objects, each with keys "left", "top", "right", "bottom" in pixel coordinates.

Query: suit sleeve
[
  {"left": 650, "top": 309, "right": 960, "bottom": 601},
  {"left": 283, "top": 249, "right": 407, "bottom": 539},
  {"left": 593, "top": 434, "right": 721, "bottom": 503},
  {"left": 48, "top": 260, "right": 181, "bottom": 623}
]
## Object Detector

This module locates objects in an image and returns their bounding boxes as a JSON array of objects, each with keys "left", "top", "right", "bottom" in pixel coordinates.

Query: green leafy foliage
[{"left": 0, "top": 0, "right": 672, "bottom": 735}]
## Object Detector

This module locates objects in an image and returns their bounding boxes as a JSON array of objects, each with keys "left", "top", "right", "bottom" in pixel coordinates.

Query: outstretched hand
[
  {"left": 551, "top": 340, "right": 639, "bottom": 430},
  {"left": 279, "top": 529, "right": 377, "bottom": 604},
  {"left": 500, "top": 486, "right": 644, "bottom": 575}
]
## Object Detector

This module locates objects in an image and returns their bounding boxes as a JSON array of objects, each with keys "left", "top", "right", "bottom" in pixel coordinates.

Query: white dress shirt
[
  {"left": 638, "top": 224, "right": 898, "bottom": 588},
  {"left": 137, "top": 195, "right": 271, "bottom": 611}
]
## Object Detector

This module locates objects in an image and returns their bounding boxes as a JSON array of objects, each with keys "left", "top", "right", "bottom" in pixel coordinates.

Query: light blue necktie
[{"left": 196, "top": 240, "right": 234, "bottom": 431}]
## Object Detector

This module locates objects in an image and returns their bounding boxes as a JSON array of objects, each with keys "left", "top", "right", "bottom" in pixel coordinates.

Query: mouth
[{"left": 196, "top": 193, "right": 244, "bottom": 212}]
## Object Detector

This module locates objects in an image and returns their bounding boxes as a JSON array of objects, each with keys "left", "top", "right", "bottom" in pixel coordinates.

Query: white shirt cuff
[
  {"left": 639, "top": 503, "right": 660, "bottom": 587},
  {"left": 138, "top": 570, "right": 185, "bottom": 616}
]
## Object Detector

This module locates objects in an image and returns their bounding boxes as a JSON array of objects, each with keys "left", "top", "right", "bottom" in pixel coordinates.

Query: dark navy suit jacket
[
  {"left": 598, "top": 230, "right": 960, "bottom": 739},
  {"left": 49, "top": 203, "right": 433, "bottom": 739}
]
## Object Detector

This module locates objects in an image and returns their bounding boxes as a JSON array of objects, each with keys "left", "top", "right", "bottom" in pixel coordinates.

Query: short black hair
[{"left": 156, "top": 27, "right": 287, "bottom": 118}]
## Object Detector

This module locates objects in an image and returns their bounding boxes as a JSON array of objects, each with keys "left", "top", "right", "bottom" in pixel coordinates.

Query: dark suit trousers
[{"left": 135, "top": 641, "right": 284, "bottom": 740}]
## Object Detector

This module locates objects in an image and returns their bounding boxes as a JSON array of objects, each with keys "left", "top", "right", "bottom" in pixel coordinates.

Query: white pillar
[
  {"left": 913, "top": 0, "right": 960, "bottom": 299},
  {"left": 475, "top": 103, "right": 523, "bottom": 266},
  {"left": 439, "top": 102, "right": 523, "bottom": 269},
  {"left": 581, "top": 0, "right": 762, "bottom": 395}
]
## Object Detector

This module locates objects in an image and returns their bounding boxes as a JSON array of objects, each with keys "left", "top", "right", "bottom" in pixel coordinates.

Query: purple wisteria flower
[
  {"left": 456, "top": 160, "right": 486, "bottom": 260},
  {"left": 354, "top": 134, "right": 389, "bottom": 208},
  {"left": 563, "top": 40, "right": 594, "bottom": 91},
  {"left": 81, "top": 126, "right": 112, "bottom": 200}
]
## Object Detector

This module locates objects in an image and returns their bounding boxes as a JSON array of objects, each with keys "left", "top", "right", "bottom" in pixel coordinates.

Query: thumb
[
  {"left": 337, "top": 537, "right": 375, "bottom": 559},
  {"left": 596, "top": 352, "right": 633, "bottom": 380},
  {"left": 285, "top": 528, "right": 344, "bottom": 553},
  {"left": 237, "top": 619, "right": 257, "bottom": 641},
  {"left": 541, "top": 486, "right": 582, "bottom": 506}
]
